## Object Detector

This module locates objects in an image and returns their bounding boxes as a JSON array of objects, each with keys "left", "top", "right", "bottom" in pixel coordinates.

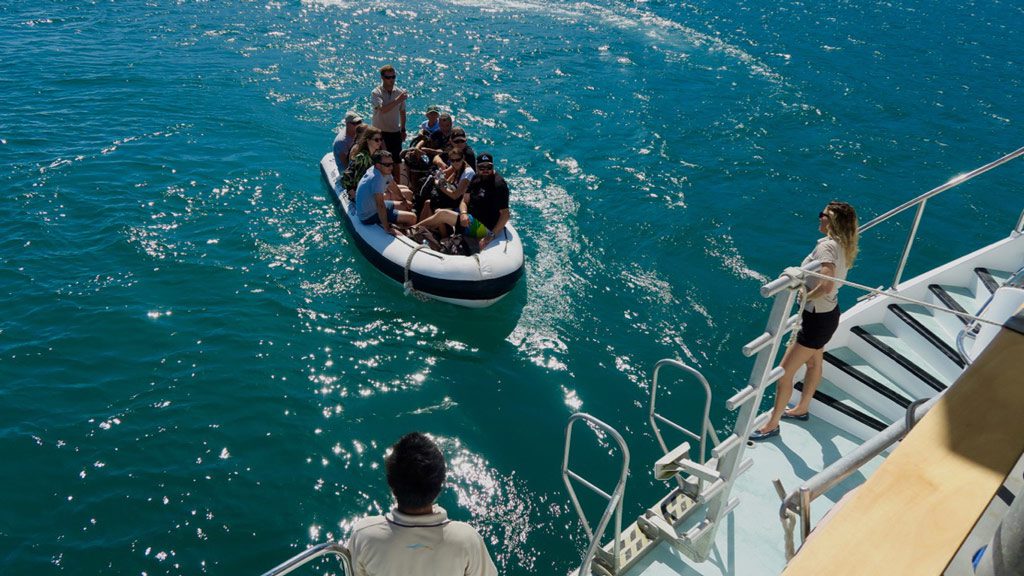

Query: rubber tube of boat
[{"left": 973, "top": 488, "right": 1023, "bottom": 575}]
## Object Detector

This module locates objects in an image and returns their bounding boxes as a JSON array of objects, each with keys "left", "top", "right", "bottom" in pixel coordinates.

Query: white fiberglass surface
[{"left": 623, "top": 416, "right": 885, "bottom": 576}]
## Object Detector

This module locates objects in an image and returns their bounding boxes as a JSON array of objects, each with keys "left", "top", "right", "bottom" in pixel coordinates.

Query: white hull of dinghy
[{"left": 319, "top": 153, "right": 525, "bottom": 308}]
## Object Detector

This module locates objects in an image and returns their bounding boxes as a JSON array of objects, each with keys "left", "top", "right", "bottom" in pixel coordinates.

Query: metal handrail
[
  {"left": 855, "top": 146, "right": 1024, "bottom": 290},
  {"left": 260, "top": 541, "right": 352, "bottom": 576},
  {"left": 562, "top": 413, "right": 630, "bottom": 576},
  {"left": 779, "top": 393, "right": 943, "bottom": 543},
  {"left": 648, "top": 359, "right": 721, "bottom": 476},
  {"left": 858, "top": 146, "right": 1024, "bottom": 234}
]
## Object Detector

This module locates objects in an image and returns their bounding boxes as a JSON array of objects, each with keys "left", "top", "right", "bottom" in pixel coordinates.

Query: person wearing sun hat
[{"left": 333, "top": 111, "right": 363, "bottom": 170}]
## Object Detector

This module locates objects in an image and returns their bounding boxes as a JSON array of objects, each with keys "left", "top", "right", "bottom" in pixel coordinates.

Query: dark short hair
[
  {"left": 385, "top": 432, "right": 446, "bottom": 510},
  {"left": 371, "top": 150, "right": 392, "bottom": 165},
  {"left": 380, "top": 64, "right": 395, "bottom": 76},
  {"left": 439, "top": 113, "right": 453, "bottom": 123}
]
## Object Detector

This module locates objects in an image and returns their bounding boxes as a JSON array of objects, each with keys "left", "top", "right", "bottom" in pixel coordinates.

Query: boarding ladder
[
  {"left": 564, "top": 146, "right": 1024, "bottom": 574},
  {"left": 563, "top": 359, "right": 740, "bottom": 573}
]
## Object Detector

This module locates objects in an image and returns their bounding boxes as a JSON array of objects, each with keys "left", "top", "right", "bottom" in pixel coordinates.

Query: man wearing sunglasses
[
  {"left": 415, "top": 153, "right": 509, "bottom": 250},
  {"left": 370, "top": 65, "right": 408, "bottom": 169},
  {"left": 432, "top": 127, "right": 476, "bottom": 171},
  {"left": 355, "top": 151, "right": 417, "bottom": 236},
  {"left": 332, "top": 111, "right": 363, "bottom": 170}
]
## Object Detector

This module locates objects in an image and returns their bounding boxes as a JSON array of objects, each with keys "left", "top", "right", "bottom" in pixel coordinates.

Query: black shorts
[
  {"left": 381, "top": 131, "right": 404, "bottom": 165},
  {"left": 796, "top": 307, "right": 841, "bottom": 349}
]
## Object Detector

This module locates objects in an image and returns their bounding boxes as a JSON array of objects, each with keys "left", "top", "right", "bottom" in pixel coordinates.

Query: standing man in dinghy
[
  {"left": 370, "top": 65, "right": 408, "bottom": 181},
  {"left": 356, "top": 151, "right": 416, "bottom": 236},
  {"left": 414, "top": 153, "right": 509, "bottom": 249},
  {"left": 348, "top": 432, "right": 498, "bottom": 576}
]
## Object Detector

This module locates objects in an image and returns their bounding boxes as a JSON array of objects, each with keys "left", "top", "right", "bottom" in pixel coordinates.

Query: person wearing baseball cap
[
  {"left": 414, "top": 152, "right": 509, "bottom": 250},
  {"left": 333, "top": 111, "right": 363, "bottom": 170}
]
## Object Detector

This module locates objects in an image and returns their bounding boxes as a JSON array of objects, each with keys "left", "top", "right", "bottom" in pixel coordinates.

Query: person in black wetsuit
[{"left": 413, "top": 153, "right": 509, "bottom": 250}]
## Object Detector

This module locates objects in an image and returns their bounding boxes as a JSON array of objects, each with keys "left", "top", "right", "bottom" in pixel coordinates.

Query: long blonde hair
[{"left": 824, "top": 201, "right": 859, "bottom": 267}]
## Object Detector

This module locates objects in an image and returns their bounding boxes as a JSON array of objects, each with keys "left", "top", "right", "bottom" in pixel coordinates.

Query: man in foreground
[{"left": 348, "top": 432, "right": 498, "bottom": 576}]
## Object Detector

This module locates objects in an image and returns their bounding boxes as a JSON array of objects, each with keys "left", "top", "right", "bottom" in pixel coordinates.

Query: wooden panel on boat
[{"left": 783, "top": 324, "right": 1024, "bottom": 576}]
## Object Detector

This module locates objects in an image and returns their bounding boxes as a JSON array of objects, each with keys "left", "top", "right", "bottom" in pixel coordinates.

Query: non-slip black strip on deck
[
  {"left": 888, "top": 304, "right": 967, "bottom": 369},
  {"left": 823, "top": 351, "right": 912, "bottom": 408},
  {"left": 975, "top": 267, "right": 1000, "bottom": 294},
  {"left": 928, "top": 284, "right": 971, "bottom": 326},
  {"left": 851, "top": 326, "right": 948, "bottom": 392},
  {"left": 996, "top": 484, "right": 1015, "bottom": 506},
  {"left": 795, "top": 381, "right": 887, "bottom": 432}
]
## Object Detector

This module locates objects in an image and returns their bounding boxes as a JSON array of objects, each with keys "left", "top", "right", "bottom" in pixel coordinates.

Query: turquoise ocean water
[{"left": 2, "top": 0, "right": 1022, "bottom": 574}]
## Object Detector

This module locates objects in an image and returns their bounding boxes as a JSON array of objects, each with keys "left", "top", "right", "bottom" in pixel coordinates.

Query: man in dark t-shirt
[{"left": 412, "top": 153, "right": 510, "bottom": 250}]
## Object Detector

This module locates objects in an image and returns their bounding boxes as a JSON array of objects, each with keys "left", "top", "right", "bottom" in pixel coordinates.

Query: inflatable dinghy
[{"left": 319, "top": 153, "right": 524, "bottom": 308}]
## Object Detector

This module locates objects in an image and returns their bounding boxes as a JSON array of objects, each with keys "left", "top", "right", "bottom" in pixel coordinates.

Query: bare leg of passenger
[
  {"left": 418, "top": 200, "right": 433, "bottom": 224},
  {"left": 789, "top": 349, "right": 823, "bottom": 416},
  {"left": 757, "top": 342, "right": 817, "bottom": 434},
  {"left": 395, "top": 211, "right": 417, "bottom": 227},
  {"left": 415, "top": 209, "right": 458, "bottom": 232}
]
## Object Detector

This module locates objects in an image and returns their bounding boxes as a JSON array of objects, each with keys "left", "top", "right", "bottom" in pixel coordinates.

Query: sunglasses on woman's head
[{"left": 819, "top": 211, "right": 829, "bottom": 219}]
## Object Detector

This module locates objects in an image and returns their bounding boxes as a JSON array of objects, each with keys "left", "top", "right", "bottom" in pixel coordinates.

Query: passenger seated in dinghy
[
  {"left": 408, "top": 104, "right": 441, "bottom": 148},
  {"left": 415, "top": 113, "right": 453, "bottom": 159},
  {"left": 432, "top": 127, "right": 476, "bottom": 171},
  {"left": 332, "top": 111, "right": 363, "bottom": 170},
  {"left": 344, "top": 126, "right": 413, "bottom": 204},
  {"left": 414, "top": 153, "right": 509, "bottom": 250},
  {"left": 355, "top": 151, "right": 417, "bottom": 236},
  {"left": 417, "top": 149, "right": 476, "bottom": 224}
]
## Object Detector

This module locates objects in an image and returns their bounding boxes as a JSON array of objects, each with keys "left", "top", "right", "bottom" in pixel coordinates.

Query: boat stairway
[{"left": 791, "top": 264, "right": 1024, "bottom": 444}]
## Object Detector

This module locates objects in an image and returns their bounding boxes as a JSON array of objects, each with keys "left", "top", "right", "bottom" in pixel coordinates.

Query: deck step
[
  {"left": 887, "top": 303, "right": 966, "bottom": 370},
  {"left": 823, "top": 350, "right": 912, "bottom": 421},
  {"left": 795, "top": 379, "right": 887, "bottom": 433},
  {"left": 928, "top": 284, "right": 974, "bottom": 325},
  {"left": 975, "top": 267, "right": 1001, "bottom": 294},
  {"left": 850, "top": 324, "right": 949, "bottom": 393}
]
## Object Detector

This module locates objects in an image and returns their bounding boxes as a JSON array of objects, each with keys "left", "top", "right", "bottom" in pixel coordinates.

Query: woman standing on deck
[{"left": 751, "top": 201, "right": 859, "bottom": 441}]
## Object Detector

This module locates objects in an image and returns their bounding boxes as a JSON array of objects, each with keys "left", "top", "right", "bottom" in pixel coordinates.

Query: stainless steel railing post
[
  {"left": 799, "top": 487, "right": 812, "bottom": 540},
  {"left": 891, "top": 198, "right": 928, "bottom": 290}
]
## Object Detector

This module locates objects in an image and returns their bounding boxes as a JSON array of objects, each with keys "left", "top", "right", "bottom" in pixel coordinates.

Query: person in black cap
[{"left": 413, "top": 152, "right": 509, "bottom": 249}]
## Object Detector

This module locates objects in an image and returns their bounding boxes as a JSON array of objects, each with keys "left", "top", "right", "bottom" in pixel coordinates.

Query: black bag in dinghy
[{"left": 319, "top": 153, "right": 525, "bottom": 308}]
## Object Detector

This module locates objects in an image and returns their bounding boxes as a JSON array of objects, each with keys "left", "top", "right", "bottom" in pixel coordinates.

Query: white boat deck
[{"left": 623, "top": 416, "right": 885, "bottom": 576}]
